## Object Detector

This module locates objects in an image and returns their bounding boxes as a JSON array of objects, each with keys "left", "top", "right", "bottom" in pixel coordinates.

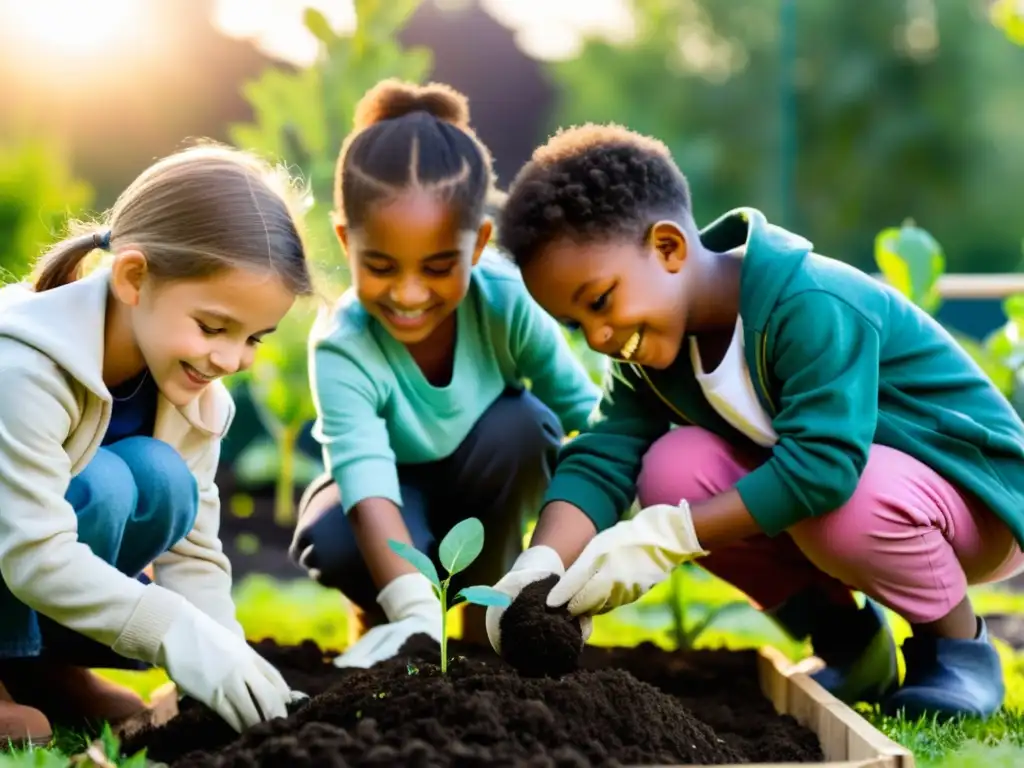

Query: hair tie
[{"left": 93, "top": 230, "right": 112, "bottom": 251}]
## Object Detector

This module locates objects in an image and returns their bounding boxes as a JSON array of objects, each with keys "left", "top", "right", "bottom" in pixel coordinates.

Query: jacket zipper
[
  {"left": 756, "top": 331, "right": 777, "bottom": 416},
  {"left": 636, "top": 365, "right": 692, "bottom": 424}
]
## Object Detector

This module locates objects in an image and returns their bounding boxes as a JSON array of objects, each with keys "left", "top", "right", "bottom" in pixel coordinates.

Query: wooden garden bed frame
[
  {"left": 119, "top": 645, "right": 915, "bottom": 768},
  {"left": 642, "top": 646, "right": 915, "bottom": 768}
]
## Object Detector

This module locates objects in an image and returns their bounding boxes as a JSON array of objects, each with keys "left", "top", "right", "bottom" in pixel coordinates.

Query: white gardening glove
[
  {"left": 485, "top": 545, "right": 593, "bottom": 655},
  {"left": 333, "top": 572, "right": 441, "bottom": 669},
  {"left": 546, "top": 501, "right": 707, "bottom": 617},
  {"left": 157, "top": 602, "right": 294, "bottom": 733}
]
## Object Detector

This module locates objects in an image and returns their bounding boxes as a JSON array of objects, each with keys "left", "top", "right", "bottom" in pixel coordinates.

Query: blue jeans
[
  {"left": 0, "top": 436, "right": 198, "bottom": 666},
  {"left": 290, "top": 388, "right": 562, "bottom": 617}
]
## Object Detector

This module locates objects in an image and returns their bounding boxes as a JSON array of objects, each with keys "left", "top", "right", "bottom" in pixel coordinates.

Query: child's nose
[
  {"left": 391, "top": 279, "right": 430, "bottom": 308},
  {"left": 211, "top": 345, "right": 245, "bottom": 375},
  {"left": 586, "top": 324, "right": 614, "bottom": 351}
]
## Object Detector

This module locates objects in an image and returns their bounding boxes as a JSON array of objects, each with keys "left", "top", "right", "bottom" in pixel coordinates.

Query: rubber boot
[
  {"left": 883, "top": 617, "right": 1004, "bottom": 721},
  {"left": 0, "top": 681, "right": 51, "bottom": 749},
  {"left": 768, "top": 588, "right": 898, "bottom": 705},
  {"left": 0, "top": 661, "right": 146, "bottom": 730}
]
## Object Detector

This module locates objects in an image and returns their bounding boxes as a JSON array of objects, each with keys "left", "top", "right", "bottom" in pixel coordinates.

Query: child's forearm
[
  {"left": 690, "top": 489, "right": 762, "bottom": 550},
  {"left": 529, "top": 500, "right": 598, "bottom": 567},
  {"left": 349, "top": 497, "right": 421, "bottom": 590}
]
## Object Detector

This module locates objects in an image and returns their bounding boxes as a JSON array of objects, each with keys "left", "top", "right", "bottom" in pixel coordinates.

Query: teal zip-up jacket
[{"left": 545, "top": 207, "right": 1024, "bottom": 549}]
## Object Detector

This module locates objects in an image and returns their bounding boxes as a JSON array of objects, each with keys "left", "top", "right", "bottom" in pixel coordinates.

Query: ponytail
[{"left": 32, "top": 230, "right": 112, "bottom": 293}]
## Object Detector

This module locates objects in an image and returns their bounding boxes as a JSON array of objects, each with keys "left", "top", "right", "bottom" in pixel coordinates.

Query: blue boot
[
  {"left": 883, "top": 618, "right": 1005, "bottom": 721},
  {"left": 768, "top": 589, "right": 898, "bottom": 705}
]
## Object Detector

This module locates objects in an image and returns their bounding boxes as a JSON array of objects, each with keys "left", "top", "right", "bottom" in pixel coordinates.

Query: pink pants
[{"left": 637, "top": 427, "right": 1024, "bottom": 624}]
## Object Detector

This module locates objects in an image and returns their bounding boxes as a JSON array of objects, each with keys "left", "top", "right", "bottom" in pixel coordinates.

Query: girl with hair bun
[{"left": 291, "top": 79, "right": 600, "bottom": 668}]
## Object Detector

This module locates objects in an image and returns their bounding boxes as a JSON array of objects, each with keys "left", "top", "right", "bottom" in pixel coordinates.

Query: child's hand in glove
[
  {"left": 157, "top": 602, "right": 295, "bottom": 733},
  {"left": 332, "top": 573, "right": 441, "bottom": 669},
  {"left": 485, "top": 545, "right": 592, "bottom": 654},
  {"left": 546, "top": 501, "right": 707, "bottom": 617}
]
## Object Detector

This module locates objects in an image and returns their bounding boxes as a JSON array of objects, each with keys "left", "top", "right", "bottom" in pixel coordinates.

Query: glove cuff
[
  {"left": 377, "top": 572, "right": 439, "bottom": 622},
  {"left": 513, "top": 545, "right": 564, "bottom": 575},
  {"left": 637, "top": 500, "right": 707, "bottom": 557}
]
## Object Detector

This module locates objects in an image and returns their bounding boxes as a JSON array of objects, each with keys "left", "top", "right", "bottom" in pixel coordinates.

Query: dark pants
[{"left": 289, "top": 388, "right": 562, "bottom": 617}]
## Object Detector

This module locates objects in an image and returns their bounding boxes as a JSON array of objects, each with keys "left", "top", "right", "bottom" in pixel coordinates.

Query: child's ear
[
  {"left": 110, "top": 250, "right": 148, "bottom": 307},
  {"left": 648, "top": 220, "right": 687, "bottom": 274},
  {"left": 331, "top": 212, "right": 349, "bottom": 254},
  {"left": 471, "top": 219, "right": 493, "bottom": 266}
]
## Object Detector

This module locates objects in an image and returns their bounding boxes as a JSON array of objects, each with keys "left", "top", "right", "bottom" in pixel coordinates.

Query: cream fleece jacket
[{"left": 0, "top": 267, "right": 243, "bottom": 664}]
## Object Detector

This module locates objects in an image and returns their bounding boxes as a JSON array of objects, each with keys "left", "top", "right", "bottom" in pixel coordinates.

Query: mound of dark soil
[
  {"left": 123, "top": 635, "right": 822, "bottom": 767},
  {"left": 499, "top": 575, "right": 584, "bottom": 678}
]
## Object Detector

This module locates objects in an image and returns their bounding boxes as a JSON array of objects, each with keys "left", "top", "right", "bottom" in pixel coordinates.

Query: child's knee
[
  {"left": 790, "top": 446, "right": 947, "bottom": 580},
  {"left": 68, "top": 449, "right": 139, "bottom": 530},
  {"left": 107, "top": 437, "right": 197, "bottom": 542},
  {"left": 637, "top": 427, "right": 736, "bottom": 507},
  {"left": 487, "top": 390, "right": 562, "bottom": 467},
  {"left": 290, "top": 491, "right": 373, "bottom": 595}
]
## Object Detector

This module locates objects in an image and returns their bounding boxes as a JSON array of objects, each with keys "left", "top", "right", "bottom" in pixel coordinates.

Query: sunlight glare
[
  {"left": 211, "top": 0, "right": 634, "bottom": 66},
  {"left": 3, "top": 0, "right": 140, "bottom": 55},
  {"left": 482, "top": 0, "right": 635, "bottom": 60},
  {"left": 213, "top": 0, "right": 356, "bottom": 67}
]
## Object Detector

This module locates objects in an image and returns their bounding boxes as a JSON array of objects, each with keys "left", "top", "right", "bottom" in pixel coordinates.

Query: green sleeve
[
  {"left": 509, "top": 280, "right": 602, "bottom": 434},
  {"left": 543, "top": 363, "right": 670, "bottom": 531},
  {"left": 735, "top": 291, "right": 880, "bottom": 536},
  {"left": 310, "top": 339, "right": 399, "bottom": 514}
]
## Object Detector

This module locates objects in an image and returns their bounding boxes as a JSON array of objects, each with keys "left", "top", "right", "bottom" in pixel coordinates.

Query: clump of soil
[
  {"left": 499, "top": 574, "right": 583, "bottom": 678},
  {"left": 123, "top": 636, "right": 823, "bottom": 767}
]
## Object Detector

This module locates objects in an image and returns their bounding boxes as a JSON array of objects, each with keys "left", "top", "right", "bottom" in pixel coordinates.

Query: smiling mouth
[
  {"left": 382, "top": 304, "right": 437, "bottom": 329},
  {"left": 619, "top": 329, "right": 643, "bottom": 360},
  {"left": 391, "top": 307, "right": 428, "bottom": 320},
  {"left": 182, "top": 362, "right": 217, "bottom": 384}
]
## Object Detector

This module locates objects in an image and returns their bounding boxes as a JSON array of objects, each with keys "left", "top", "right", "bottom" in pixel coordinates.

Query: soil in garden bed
[{"left": 124, "top": 640, "right": 822, "bottom": 766}]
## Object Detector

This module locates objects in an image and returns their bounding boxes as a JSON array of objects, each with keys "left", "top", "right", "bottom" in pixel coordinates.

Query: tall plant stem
[{"left": 439, "top": 581, "right": 449, "bottom": 674}]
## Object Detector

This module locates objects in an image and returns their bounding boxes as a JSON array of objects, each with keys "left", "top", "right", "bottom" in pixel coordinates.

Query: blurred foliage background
[
  {"left": 5, "top": 4, "right": 1024, "bottom": 763},
  {"left": 2, "top": 0, "right": 1024, "bottom": 541}
]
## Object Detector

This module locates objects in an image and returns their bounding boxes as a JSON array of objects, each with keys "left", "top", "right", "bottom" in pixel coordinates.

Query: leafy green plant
[
  {"left": 0, "top": 136, "right": 93, "bottom": 282},
  {"left": 875, "top": 218, "right": 946, "bottom": 315},
  {"left": 666, "top": 562, "right": 750, "bottom": 649},
  {"left": 229, "top": 0, "right": 432, "bottom": 289},
  {"left": 990, "top": 0, "right": 1024, "bottom": 46},
  {"left": 883, "top": 221, "right": 1024, "bottom": 416},
  {"left": 246, "top": 298, "right": 320, "bottom": 525},
  {"left": 387, "top": 517, "right": 511, "bottom": 674},
  {"left": 874, "top": 219, "right": 1024, "bottom": 414}
]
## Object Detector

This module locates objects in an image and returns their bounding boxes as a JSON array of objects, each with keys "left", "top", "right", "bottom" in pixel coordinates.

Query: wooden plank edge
[
  {"left": 114, "top": 681, "right": 180, "bottom": 741},
  {"left": 871, "top": 272, "right": 1024, "bottom": 300},
  {"left": 758, "top": 648, "right": 915, "bottom": 768},
  {"left": 641, "top": 763, "right": 892, "bottom": 768}
]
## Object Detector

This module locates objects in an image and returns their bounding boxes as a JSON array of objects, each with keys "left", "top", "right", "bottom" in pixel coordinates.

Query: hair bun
[{"left": 353, "top": 79, "right": 470, "bottom": 131}]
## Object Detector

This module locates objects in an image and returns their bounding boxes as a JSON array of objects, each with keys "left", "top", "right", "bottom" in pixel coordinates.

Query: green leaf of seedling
[
  {"left": 387, "top": 539, "right": 440, "bottom": 588},
  {"left": 456, "top": 585, "right": 513, "bottom": 608},
  {"left": 99, "top": 722, "right": 120, "bottom": 759},
  {"left": 121, "top": 750, "right": 151, "bottom": 768},
  {"left": 304, "top": 8, "right": 336, "bottom": 44},
  {"left": 438, "top": 517, "right": 484, "bottom": 576}
]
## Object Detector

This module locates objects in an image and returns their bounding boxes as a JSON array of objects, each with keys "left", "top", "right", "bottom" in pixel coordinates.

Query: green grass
[
  {"left": 862, "top": 708, "right": 1024, "bottom": 767},
  {"left": 3, "top": 572, "right": 1024, "bottom": 766}
]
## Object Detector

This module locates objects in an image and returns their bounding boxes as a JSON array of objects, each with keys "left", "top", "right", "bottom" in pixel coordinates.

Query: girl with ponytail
[
  {"left": 292, "top": 79, "right": 600, "bottom": 668},
  {"left": 0, "top": 143, "right": 311, "bottom": 745}
]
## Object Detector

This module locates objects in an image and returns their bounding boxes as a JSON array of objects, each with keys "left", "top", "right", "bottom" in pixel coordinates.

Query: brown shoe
[
  {"left": 0, "top": 681, "right": 51, "bottom": 749},
  {"left": 0, "top": 662, "right": 146, "bottom": 729}
]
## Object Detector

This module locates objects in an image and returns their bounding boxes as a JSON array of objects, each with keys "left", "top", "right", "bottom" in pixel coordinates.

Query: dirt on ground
[{"left": 123, "top": 581, "right": 823, "bottom": 767}]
